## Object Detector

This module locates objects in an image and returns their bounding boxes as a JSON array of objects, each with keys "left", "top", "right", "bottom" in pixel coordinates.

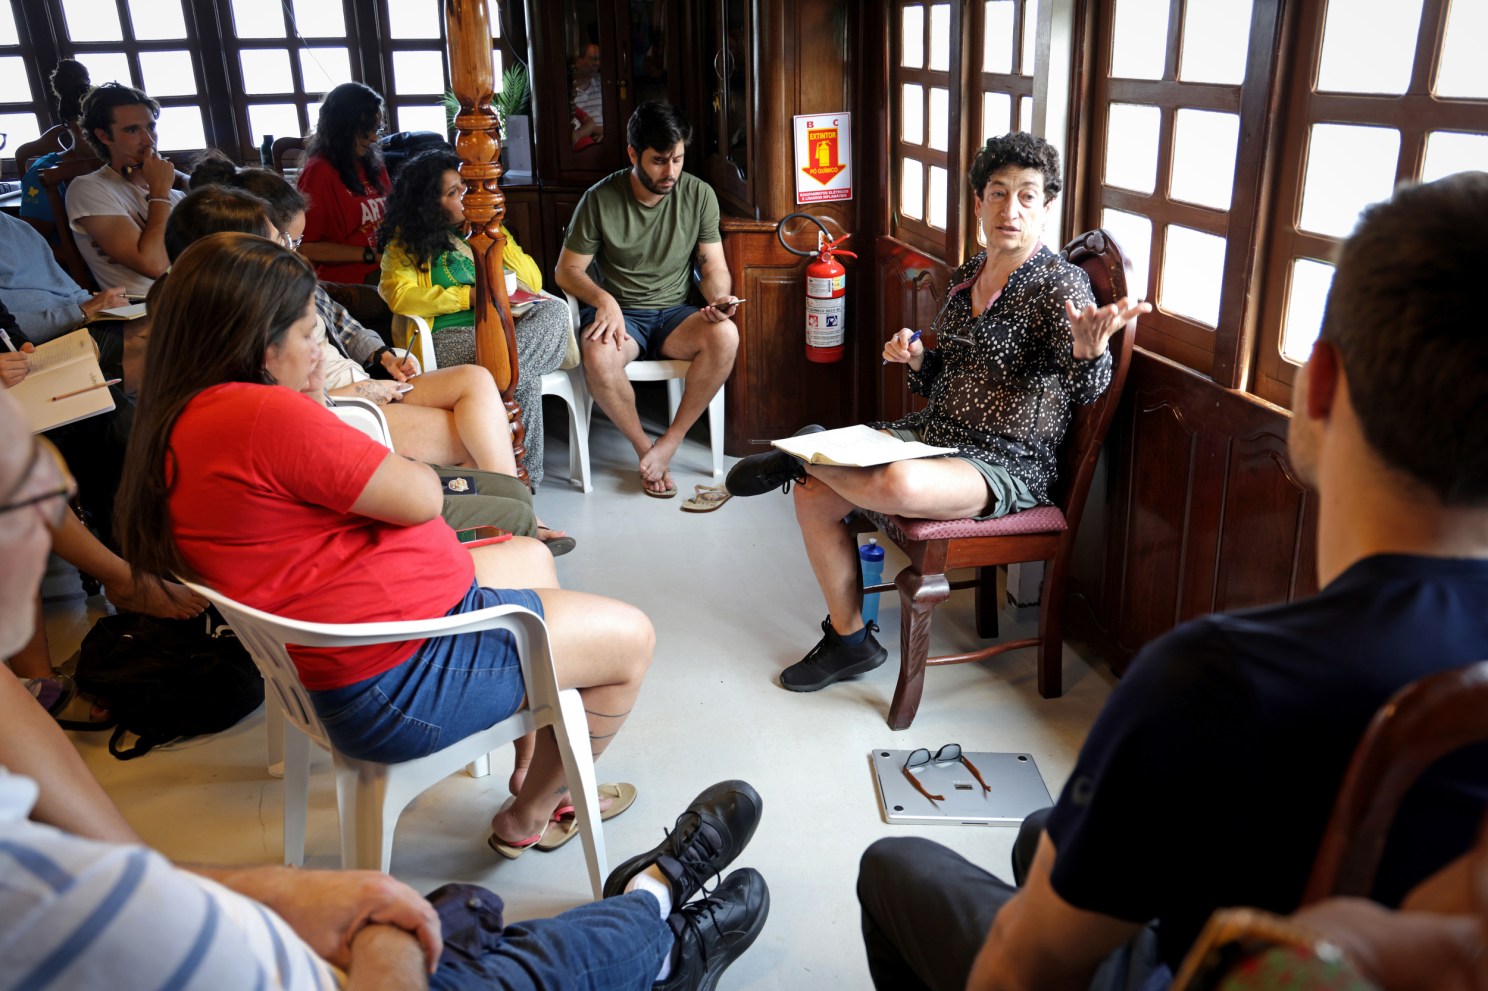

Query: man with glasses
[
  {"left": 856, "top": 173, "right": 1488, "bottom": 991},
  {"left": 66, "top": 83, "right": 187, "bottom": 296}
]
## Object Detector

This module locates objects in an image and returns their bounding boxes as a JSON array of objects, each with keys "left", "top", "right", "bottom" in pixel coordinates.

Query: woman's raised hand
[{"left": 1065, "top": 296, "right": 1151, "bottom": 360}]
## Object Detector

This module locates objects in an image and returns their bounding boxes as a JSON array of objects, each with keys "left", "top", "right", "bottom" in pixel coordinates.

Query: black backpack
[{"left": 74, "top": 608, "right": 264, "bottom": 760}]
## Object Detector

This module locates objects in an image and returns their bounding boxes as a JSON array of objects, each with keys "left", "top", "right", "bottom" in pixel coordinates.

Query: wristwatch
[{"left": 363, "top": 246, "right": 376, "bottom": 264}]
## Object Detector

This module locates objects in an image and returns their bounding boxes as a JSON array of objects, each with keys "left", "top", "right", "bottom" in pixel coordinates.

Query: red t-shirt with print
[
  {"left": 297, "top": 153, "right": 390, "bottom": 284},
  {"left": 167, "top": 383, "right": 474, "bottom": 690}
]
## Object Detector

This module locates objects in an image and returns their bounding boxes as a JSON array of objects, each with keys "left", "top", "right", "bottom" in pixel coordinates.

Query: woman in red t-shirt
[
  {"left": 116, "top": 232, "right": 652, "bottom": 856},
  {"left": 298, "top": 82, "right": 392, "bottom": 285}
]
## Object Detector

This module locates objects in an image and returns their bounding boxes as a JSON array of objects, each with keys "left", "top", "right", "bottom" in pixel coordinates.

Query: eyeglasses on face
[
  {"left": 280, "top": 231, "right": 303, "bottom": 250},
  {"left": 0, "top": 437, "right": 77, "bottom": 529},
  {"left": 901, "top": 743, "right": 991, "bottom": 803}
]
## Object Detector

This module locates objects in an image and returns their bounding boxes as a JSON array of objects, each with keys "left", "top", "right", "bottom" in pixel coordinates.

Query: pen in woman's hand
[{"left": 883, "top": 329, "right": 922, "bottom": 366}]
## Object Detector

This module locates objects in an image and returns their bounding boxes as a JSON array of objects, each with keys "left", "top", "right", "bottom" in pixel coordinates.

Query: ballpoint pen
[{"left": 882, "top": 329, "right": 922, "bottom": 366}]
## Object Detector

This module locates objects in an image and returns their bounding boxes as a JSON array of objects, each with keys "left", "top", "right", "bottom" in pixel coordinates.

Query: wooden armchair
[
  {"left": 272, "top": 136, "right": 306, "bottom": 175},
  {"left": 1302, "top": 659, "right": 1488, "bottom": 903},
  {"left": 863, "top": 228, "right": 1138, "bottom": 729},
  {"left": 38, "top": 157, "right": 104, "bottom": 290}
]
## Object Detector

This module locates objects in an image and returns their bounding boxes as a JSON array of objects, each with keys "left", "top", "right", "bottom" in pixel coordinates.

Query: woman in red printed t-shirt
[
  {"left": 116, "top": 232, "right": 652, "bottom": 857},
  {"left": 297, "top": 82, "right": 391, "bottom": 285}
]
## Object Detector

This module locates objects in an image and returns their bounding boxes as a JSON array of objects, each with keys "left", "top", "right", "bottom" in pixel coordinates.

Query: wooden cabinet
[
  {"left": 695, "top": 0, "right": 754, "bottom": 217},
  {"left": 525, "top": 0, "right": 683, "bottom": 185},
  {"left": 513, "top": 0, "right": 865, "bottom": 454}
]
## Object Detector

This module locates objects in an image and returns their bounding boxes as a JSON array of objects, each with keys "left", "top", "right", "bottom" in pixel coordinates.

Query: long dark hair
[
  {"left": 191, "top": 151, "right": 307, "bottom": 230},
  {"left": 117, "top": 233, "right": 318, "bottom": 584},
  {"left": 305, "top": 82, "right": 389, "bottom": 197},
  {"left": 50, "top": 59, "right": 91, "bottom": 123},
  {"left": 376, "top": 149, "right": 463, "bottom": 267}
]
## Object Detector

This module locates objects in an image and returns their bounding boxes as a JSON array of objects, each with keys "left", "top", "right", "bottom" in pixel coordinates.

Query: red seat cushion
[{"left": 874, "top": 505, "right": 1068, "bottom": 541}]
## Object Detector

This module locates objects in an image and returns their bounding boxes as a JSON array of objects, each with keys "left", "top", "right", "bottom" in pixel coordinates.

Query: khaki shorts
[{"left": 882, "top": 428, "right": 1038, "bottom": 520}]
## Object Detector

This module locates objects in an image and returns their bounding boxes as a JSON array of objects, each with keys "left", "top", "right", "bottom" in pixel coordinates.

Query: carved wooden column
[{"left": 445, "top": 0, "right": 527, "bottom": 481}]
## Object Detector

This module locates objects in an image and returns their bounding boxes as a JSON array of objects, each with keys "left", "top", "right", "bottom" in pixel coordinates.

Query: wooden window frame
[
  {"left": 219, "top": 0, "right": 366, "bottom": 160},
  {"left": 1252, "top": 0, "right": 1486, "bottom": 406},
  {"left": 34, "top": 0, "right": 223, "bottom": 158},
  {"left": 1083, "top": 0, "right": 1283, "bottom": 384},
  {"left": 889, "top": 0, "right": 968, "bottom": 261}
]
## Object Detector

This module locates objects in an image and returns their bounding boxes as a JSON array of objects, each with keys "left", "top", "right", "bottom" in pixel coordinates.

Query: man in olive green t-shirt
[{"left": 556, "top": 102, "right": 740, "bottom": 498}]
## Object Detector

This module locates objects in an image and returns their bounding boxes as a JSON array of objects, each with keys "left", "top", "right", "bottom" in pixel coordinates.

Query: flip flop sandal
[
  {"left": 487, "top": 798, "right": 549, "bottom": 860},
  {"left": 54, "top": 693, "right": 117, "bottom": 732},
  {"left": 642, "top": 480, "right": 678, "bottom": 498},
  {"left": 681, "top": 484, "right": 733, "bottom": 513},
  {"left": 541, "top": 534, "right": 578, "bottom": 557},
  {"left": 24, "top": 674, "right": 76, "bottom": 718},
  {"left": 536, "top": 781, "right": 639, "bottom": 851}
]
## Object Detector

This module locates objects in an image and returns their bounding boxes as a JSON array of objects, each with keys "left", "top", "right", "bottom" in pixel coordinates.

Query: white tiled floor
[{"left": 43, "top": 394, "right": 1114, "bottom": 989}]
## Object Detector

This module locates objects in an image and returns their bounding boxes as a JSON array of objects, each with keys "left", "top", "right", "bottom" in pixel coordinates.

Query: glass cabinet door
[{"left": 700, "top": 0, "right": 752, "bottom": 214}]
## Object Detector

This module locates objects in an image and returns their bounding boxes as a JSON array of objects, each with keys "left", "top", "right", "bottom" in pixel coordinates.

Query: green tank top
[{"left": 430, "top": 246, "right": 476, "bottom": 332}]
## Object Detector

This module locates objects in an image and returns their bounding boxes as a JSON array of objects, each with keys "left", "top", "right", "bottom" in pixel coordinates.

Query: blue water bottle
[{"left": 859, "top": 538, "right": 886, "bottom": 626}]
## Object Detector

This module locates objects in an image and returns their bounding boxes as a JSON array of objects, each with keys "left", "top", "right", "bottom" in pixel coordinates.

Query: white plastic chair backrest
[
  {"left": 392, "top": 313, "right": 438, "bottom": 371},
  {"left": 182, "top": 581, "right": 558, "bottom": 757},
  {"left": 328, "top": 397, "right": 393, "bottom": 448}
]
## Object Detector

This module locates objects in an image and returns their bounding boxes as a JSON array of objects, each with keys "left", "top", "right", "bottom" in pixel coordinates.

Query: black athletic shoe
[
  {"left": 780, "top": 617, "right": 888, "bottom": 692},
  {"left": 724, "top": 424, "right": 826, "bottom": 497},
  {"left": 604, "top": 779, "right": 763, "bottom": 903},
  {"left": 655, "top": 868, "right": 770, "bottom": 991}
]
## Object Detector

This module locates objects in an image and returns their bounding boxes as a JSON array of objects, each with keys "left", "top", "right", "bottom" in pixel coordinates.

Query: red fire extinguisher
[{"left": 781, "top": 213, "right": 857, "bottom": 363}]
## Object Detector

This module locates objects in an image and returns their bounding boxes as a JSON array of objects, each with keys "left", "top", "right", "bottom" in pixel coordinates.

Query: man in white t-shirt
[
  {"left": 0, "top": 388, "right": 768, "bottom": 991},
  {"left": 64, "top": 82, "right": 187, "bottom": 295}
]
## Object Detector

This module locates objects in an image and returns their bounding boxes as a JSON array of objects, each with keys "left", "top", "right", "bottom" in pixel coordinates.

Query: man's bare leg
[
  {"left": 582, "top": 336, "right": 674, "bottom": 492},
  {"left": 637, "top": 313, "right": 738, "bottom": 488}
]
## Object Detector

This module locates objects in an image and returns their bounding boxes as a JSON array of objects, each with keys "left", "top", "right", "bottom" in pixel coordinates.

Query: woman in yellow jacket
[{"left": 378, "top": 149, "right": 574, "bottom": 487}]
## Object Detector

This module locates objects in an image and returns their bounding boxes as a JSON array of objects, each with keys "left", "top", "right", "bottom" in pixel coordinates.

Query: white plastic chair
[
  {"left": 562, "top": 291, "right": 726, "bottom": 479},
  {"left": 327, "top": 395, "right": 393, "bottom": 446},
  {"left": 186, "top": 582, "right": 608, "bottom": 897},
  {"left": 392, "top": 311, "right": 593, "bottom": 492}
]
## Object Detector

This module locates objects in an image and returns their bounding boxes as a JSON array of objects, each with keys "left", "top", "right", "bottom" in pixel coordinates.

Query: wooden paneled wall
[{"left": 1068, "top": 349, "right": 1319, "bottom": 670}]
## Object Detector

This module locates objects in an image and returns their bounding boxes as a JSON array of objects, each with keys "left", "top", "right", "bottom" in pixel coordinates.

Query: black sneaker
[
  {"left": 780, "top": 617, "right": 888, "bottom": 692},
  {"left": 724, "top": 424, "right": 826, "bottom": 497},
  {"left": 604, "top": 780, "right": 763, "bottom": 903},
  {"left": 655, "top": 868, "right": 770, "bottom": 991}
]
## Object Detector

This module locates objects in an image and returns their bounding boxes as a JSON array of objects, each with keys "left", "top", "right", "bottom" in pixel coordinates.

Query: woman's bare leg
[
  {"left": 50, "top": 512, "right": 207, "bottom": 619},
  {"left": 8, "top": 598, "right": 51, "bottom": 679},
  {"left": 481, "top": 585, "right": 654, "bottom": 843},
  {"left": 400, "top": 365, "right": 518, "bottom": 474}
]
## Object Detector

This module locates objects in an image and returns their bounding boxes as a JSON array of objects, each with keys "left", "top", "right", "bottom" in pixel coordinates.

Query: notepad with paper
[
  {"left": 771, "top": 424, "right": 957, "bottom": 468},
  {"left": 8, "top": 329, "right": 117, "bottom": 433}
]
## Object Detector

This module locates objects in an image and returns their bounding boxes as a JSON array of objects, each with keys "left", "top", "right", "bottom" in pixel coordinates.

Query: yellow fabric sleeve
[{"left": 378, "top": 240, "right": 472, "bottom": 318}]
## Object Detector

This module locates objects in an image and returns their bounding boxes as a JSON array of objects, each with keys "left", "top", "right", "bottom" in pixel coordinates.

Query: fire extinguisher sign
[{"left": 794, "top": 113, "right": 853, "bottom": 205}]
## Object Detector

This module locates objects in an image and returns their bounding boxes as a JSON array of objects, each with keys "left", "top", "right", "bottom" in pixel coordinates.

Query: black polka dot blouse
[{"left": 871, "top": 245, "right": 1113, "bottom": 505}]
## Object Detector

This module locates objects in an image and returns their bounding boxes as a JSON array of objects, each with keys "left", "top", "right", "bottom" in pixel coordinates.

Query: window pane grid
[
  {"left": 891, "top": 0, "right": 961, "bottom": 254},
  {"left": 1253, "top": 0, "right": 1488, "bottom": 406}
]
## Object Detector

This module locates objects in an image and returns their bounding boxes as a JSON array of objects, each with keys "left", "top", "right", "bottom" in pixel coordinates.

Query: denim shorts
[
  {"left": 883, "top": 427, "right": 1038, "bottom": 520},
  {"left": 309, "top": 582, "right": 545, "bottom": 763},
  {"left": 579, "top": 303, "right": 696, "bottom": 358}
]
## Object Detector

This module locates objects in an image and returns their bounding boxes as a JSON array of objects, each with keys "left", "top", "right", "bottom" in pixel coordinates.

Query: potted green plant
[
  {"left": 495, "top": 62, "right": 532, "bottom": 177},
  {"left": 443, "top": 63, "right": 532, "bottom": 175}
]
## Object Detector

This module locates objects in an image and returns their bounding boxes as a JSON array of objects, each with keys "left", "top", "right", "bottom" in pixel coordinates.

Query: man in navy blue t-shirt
[{"left": 857, "top": 172, "right": 1488, "bottom": 991}]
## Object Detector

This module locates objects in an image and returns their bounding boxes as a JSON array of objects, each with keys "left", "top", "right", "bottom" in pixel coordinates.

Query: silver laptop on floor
[{"left": 871, "top": 749, "right": 1053, "bottom": 826}]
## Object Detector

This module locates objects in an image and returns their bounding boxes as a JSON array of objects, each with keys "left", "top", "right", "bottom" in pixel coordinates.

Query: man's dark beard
[{"left": 636, "top": 167, "right": 676, "bottom": 196}]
